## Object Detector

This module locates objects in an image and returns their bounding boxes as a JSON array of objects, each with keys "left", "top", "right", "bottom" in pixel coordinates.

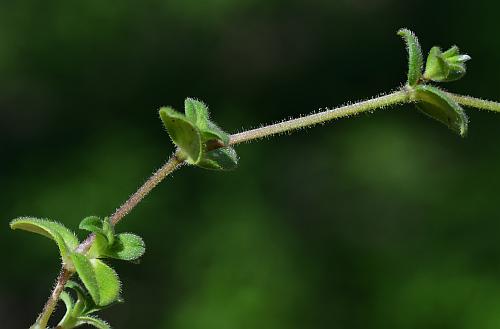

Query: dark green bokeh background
[{"left": 2, "top": 1, "right": 500, "bottom": 328}]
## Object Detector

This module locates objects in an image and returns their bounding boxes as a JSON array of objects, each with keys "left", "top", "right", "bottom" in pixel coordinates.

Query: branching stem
[
  {"left": 30, "top": 87, "right": 415, "bottom": 328},
  {"left": 34, "top": 154, "right": 185, "bottom": 328},
  {"left": 27, "top": 23, "right": 500, "bottom": 328}
]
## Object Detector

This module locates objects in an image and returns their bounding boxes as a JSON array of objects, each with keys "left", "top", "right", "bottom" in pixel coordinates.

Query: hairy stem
[
  {"left": 230, "top": 90, "right": 409, "bottom": 144},
  {"left": 33, "top": 88, "right": 411, "bottom": 328},
  {"left": 32, "top": 154, "right": 185, "bottom": 329},
  {"left": 109, "top": 152, "right": 186, "bottom": 226},
  {"left": 446, "top": 92, "right": 500, "bottom": 113},
  {"left": 76, "top": 152, "right": 186, "bottom": 254},
  {"left": 32, "top": 269, "right": 73, "bottom": 329}
]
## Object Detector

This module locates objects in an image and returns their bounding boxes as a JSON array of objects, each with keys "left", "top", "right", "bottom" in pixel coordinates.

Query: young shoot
[{"left": 10, "top": 28, "right": 500, "bottom": 329}]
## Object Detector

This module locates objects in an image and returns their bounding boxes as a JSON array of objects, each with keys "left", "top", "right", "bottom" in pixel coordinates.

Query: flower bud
[{"left": 423, "top": 46, "right": 471, "bottom": 82}]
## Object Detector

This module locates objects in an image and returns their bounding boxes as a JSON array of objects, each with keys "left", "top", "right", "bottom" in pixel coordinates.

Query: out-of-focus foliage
[{"left": 1, "top": 0, "right": 500, "bottom": 328}]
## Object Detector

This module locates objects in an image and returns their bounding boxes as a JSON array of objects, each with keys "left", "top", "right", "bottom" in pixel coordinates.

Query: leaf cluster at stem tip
[{"left": 398, "top": 28, "right": 472, "bottom": 136}]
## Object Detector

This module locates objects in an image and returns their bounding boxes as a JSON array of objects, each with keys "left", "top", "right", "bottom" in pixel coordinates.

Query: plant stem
[
  {"left": 446, "top": 92, "right": 500, "bottom": 113},
  {"left": 32, "top": 153, "right": 185, "bottom": 329},
  {"left": 76, "top": 151, "right": 186, "bottom": 254},
  {"left": 32, "top": 88, "right": 411, "bottom": 328},
  {"left": 32, "top": 269, "right": 72, "bottom": 329},
  {"left": 230, "top": 90, "right": 409, "bottom": 144},
  {"left": 109, "top": 152, "right": 187, "bottom": 226}
]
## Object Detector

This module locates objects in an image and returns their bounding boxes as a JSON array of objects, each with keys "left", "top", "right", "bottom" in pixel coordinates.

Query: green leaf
[
  {"left": 197, "top": 147, "right": 239, "bottom": 171},
  {"left": 71, "top": 253, "right": 101, "bottom": 306},
  {"left": 414, "top": 85, "right": 468, "bottom": 136},
  {"left": 79, "top": 216, "right": 104, "bottom": 235},
  {"left": 102, "top": 217, "right": 115, "bottom": 245},
  {"left": 201, "top": 121, "right": 230, "bottom": 145},
  {"left": 65, "top": 280, "right": 93, "bottom": 315},
  {"left": 71, "top": 254, "right": 121, "bottom": 307},
  {"left": 87, "top": 233, "right": 110, "bottom": 259},
  {"left": 398, "top": 28, "right": 424, "bottom": 86},
  {"left": 66, "top": 280, "right": 88, "bottom": 298},
  {"left": 159, "top": 107, "right": 202, "bottom": 163},
  {"left": 104, "top": 233, "right": 146, "bottom": 261},
  {"left": 58, "top": 291, "right": 77, "bottom": 328},
  {"left": 10, "top": 217, "right": 79, "bottom": 267},
  {"left": 442, "top": 45, "right": 459, "bottom": 58},
  {"left": 445, "top": 63, "right": 467, "bottom": 82},
  {"left": 423, "top": 47, "right": 449, "bottom": 81},
  {"left": 91, "top": 259, "right": 121, "bottom": 306},
  {"left": 80, "top": 216, "right": 115, "bottom": 253},
  {"left": 60, "top": 291, "right": 74, "bottom": 314},
  {"left": 443, "top": 46, "right": 471, "bottom": 64},
  {"left": 76, "top": 316, "right": 112, "bottom": 329},
  {"left": 185, "top": 98, "right": 209, "bottom": 129},
  {"left": 185, "top": 98, "right": 230, "bottom": 145}
]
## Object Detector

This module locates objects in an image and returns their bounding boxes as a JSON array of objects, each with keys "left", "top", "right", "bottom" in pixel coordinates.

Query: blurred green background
[{"left": 2, "top": 0, "right": 500, "bottom": 328}]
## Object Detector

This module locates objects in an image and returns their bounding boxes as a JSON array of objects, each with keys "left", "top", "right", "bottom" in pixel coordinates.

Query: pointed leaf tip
[
  {"left": 59, "top": 291, "right": 74, "bottom": 314},
  {"left": 79, "top": 216, "right": 103, "bottom": 235},
  {"left": 65, "top": 280, "right": 95, "bottom": 316},
  {"left": 414, "top": 85, "right": 468, "bottom": 137},
  {"left": 184, "top": 98, "right": 230, "bottom": 145},
  {"left": 10, "top": 217, "right": 79, "bottom": 267},
  {"left": 159, "top": 107, "right": 202, "bottom": 164},
  {"left": 398, "top": 28, "right": 424, "bottom": 86},
  {"left": 185, "top": 98, "right": 210, "bottom": 128}
]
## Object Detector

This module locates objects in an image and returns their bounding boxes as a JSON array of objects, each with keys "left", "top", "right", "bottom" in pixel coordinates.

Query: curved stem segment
[
  {"left": 110, "top": 152, "right": 186, "bottom": 226},
  {"left": 32, "top": 88, "right": 411, "bottom": 329},
  {"left": 230, "top": 90, "right": 409, "bottom": 144},
  {"left": 76, "top": 152, "right": 186, "bottom": 254},
  {"left": 446, "top": 92, "right": 500, "bottom": 113},
  {"left": 32, "top": 154, "right": 185, "bottom": 329}
]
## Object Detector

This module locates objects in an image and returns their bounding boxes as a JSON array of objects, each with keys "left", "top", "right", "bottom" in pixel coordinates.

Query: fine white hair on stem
[{"left": 229, "top": 89, "right": 409, "bottom": 145}]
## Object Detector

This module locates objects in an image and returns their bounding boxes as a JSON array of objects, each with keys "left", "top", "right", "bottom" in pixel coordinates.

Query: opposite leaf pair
[
  {"left": 10, "top": 216, "right": 145, "bottom": 329},
  {"left": 160, "top": 98, "right": 238, "bottom": 171},
  {"left": 398, "top": 28, "right": 470, "bottom": 136},
  {"left": 74, "top": 216, "right": 144, "bottom": 308}
]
